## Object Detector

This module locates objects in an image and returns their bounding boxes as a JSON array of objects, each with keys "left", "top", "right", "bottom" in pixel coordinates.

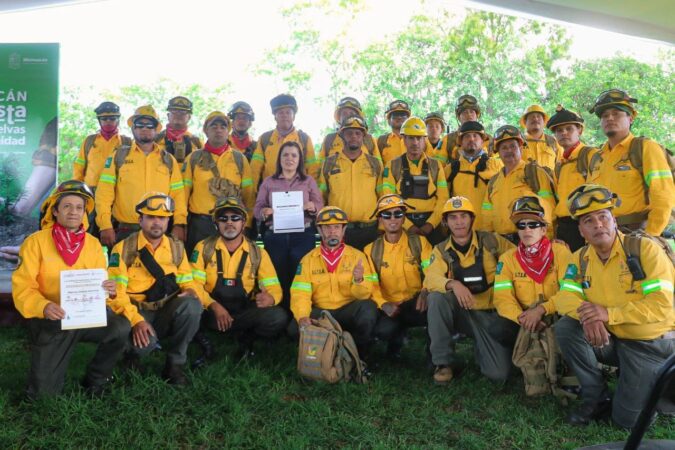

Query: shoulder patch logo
[
  {"left": 495, "top": 261, "right": 503, "bottom": 275},
  {"left": 564, "top": 263, "right": 578, "bottom": 280},
  {"left": 104, "top": 157, "right": 112, "bottom": 168},
  {"left": 383, "top": 167, "right": 389, "bottom": 177},
  {"left": 109, "top": 253, "right": 120, "bottom": 268},
  {"left": 296, "top": 263, "right": 302, "bottom": 275},
  {"left": 189, "top": 250, "right": 199, "bottom": 264}
]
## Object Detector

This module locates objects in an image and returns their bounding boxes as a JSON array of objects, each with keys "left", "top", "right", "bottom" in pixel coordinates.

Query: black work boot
[
  {"left": 234, "top": 333, "right": 256, "bottom": 363},
  {"left": 81, "top": 375, "right": 115, "bottom": 397},
  {"left": 162, "top": 362, "right": 189, "bottom": 386},
  {"left": 191, "top": 332, "right": 215, "bottom": 369},
  {"left": 566, "top": 397, "right": 612, "bottom": 426}
]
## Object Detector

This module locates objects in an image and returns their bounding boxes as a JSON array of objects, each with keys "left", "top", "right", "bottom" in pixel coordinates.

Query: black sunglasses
[
  {"left": 217, "top": 214, "right": 243, "bottom": 223},
  {"left": 380, "top": 210, "right": 405, "bottom": 220},
  {"left": 516, "top": 221, "right": 545, "bottom": 230},
  {"left": 134, "top": 122, "right": 156, "bottom": 129}
]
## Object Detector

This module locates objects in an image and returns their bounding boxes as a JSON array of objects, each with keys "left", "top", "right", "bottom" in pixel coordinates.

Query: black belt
[{"left": 346, "top": 221, "right": 377, "bottom": 230}]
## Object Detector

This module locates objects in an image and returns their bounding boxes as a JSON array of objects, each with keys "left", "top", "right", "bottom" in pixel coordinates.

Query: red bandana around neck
[
  {"left": 52, "top": 222, "right": 86, "bottom": 267},
  {"left": 563, "top": 141, "right": 581, "bottom": 160},
  {"left": 204, "top": 141, "right": 230, "bottom": 156},
  {"left": 320, "top": 243, "right": 345, "bottom": 273},
  {"left": 230, "top": 133, "right": 252, "bottom": 150},
  {"left": 166, "top": 126, "right": 187, "bottom": 142},
  {"left": 100, "top": 124, "right": 118, "bottom": 141},
  {"left": 515, "top": 237, "right": 553, "bottom": 284}
]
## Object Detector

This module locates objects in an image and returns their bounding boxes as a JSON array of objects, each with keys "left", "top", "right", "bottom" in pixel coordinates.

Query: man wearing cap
[
  {"left": 155, "top": 96, "right": 203, "bottom": 164},
  {"left": 319, "top": 97, "right": 381, "bottom": 163},
  {"left": 364, "top": 194, "right": 433, "bottom": 359},
  {"left": 377, "top": 100, "right": 411, "bottom": 165},
  {"left": 587, "top": 89, "right": 675, "bottom": 237},
  {"left": 481, "top": 125, "right": 556, "bottom": 244},
  {"left": 444, "top": 121, "right": 502, "bottom": 230},
  {"left": 227, "top": 101, "right": 257, "bottom": 161},
  {"left": 381, "top": 117, "right": 448, "bottom": 245},
  {"left": 318, "top": 116, "right": 383, "bottom": 250},
  {"left": 290, "top": 206, "right": 378, "bottom": 356},
  {"left": 547, "top": 105, "right": 599, "bottom": 251},
  {"left": 519, "top": 104, "right": 563, "bottom": 172},
  {"left": 425, "top": 197, "right": 516, "bottom": 385},
  {"left": 250, "top": 94, "right": 318, "bottom": 185},
  {"left": 182, "top": 111, "right": 255, "bottom": 253},
  {"left": 424, "top": 112, "right": 446, "bottom": 154},
  {"left": 96, "top": 105, "right": 188, "bottom": 247},
  {"left": 107, "top": 192, "right": 202, "bottom": 385},
  {"left": 12, "top": 180, "right": 130, "bottom": 397},
  {"left": 72, "top": 101, "right": 132, "bottom": 191},
  {"left": 190, "top": 197, "right": 287, "bottom": 360},
  {"left": 553, "top": 184, "right": 674, "bottom": 428}
]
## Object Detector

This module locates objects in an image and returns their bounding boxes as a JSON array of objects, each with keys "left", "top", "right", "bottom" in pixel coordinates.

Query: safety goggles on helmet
[
  {"left": 340, "top": 116, "right": 368, "bottom": 132},
  {"left": 316, "top": 208, "right": 348, "bottom": 225},
  {"left": 568, "top": 186, "right": 616, "bottom": 213},
  {"left": 590, "top": 89, "right": 637, "bottom": 116},
  {"left": 512, "top": 196, "right": 544, "bottom": 215},
  {"left": 389, "top": 100, "right": 410, "bottom": 111},
  {"left": 457, "top": 95, "right": 478, "bottom": 108},
  {"left": 211, "top": 196, "right": 247, "bottom": 219},
  {"left": 137, "top": 195, "right": 175, "bottom": 213},
  {"left": 494, "top": 125, "right": 521, "bottom": 142},
  {"left": 56, "top": 180, "right": 94, "bottom": 199},
  {"left": 337, "top": 97, "right": 361, "bottom": 111}
]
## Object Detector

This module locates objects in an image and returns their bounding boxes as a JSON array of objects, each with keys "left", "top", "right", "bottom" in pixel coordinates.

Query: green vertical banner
[{"left": 0, "top": 43, "right": 59, "bottom": 271}]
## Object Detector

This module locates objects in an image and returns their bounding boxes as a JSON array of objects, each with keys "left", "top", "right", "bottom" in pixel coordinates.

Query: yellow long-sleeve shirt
[
  {"left": 107, "top": 232, "right": 197, "bottom": 326},
  {"left": 493, "top": 242, "right": 571, "bottom": 324},
  {"left": 318, "top": 151, "right": 383, "bottom": 222},
  {"left": 190, "top": 237, "right": 281, "bottom": 308},
  {"left": 12, "top": 229, "right": 111, "bottom": 319},
  {"left": 481, "top": 160, "right": 556, "bottom": 236},
  {"left": 588, "top": 133, "right": 675, "bottom": 236},
  {"left": 95, "top": 142, "right": 187, "bottom": 230},
  {"left": 378, "top": 132, "right": 406, "bottom": 166},
  {"left": 552, "top": 234, "right": 674, "bottom": 340},
  {"left": 290, "top": 245, "right": 375, "bottom": 321},
  {"left": 424, "top": 231, "right": 515, "bottom": 310},
  {"left": 319, "top": 132, "right": 381, "bottom": 164},
  {"left": 72, "top": 133, "right": 131, "bottom": 188},
  {"left": 250, "top": 128, "right": 318, "bottom": 185},
  {"left": 380, "top": 153, "right": 449, "bottom": 229},
  {"left": 364, "top": 233, "right": 433, "bottom": 307},
  {"left": 522, "top": 134, "right": 563, "bottom": 172},
  {"left": 553, "top": 142, "right": 598, "bottom": 219}
]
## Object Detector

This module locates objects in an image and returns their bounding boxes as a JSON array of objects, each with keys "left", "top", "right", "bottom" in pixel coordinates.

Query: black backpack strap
[{"left": 138, "top": 247, "right": 167, "bottom": 281}]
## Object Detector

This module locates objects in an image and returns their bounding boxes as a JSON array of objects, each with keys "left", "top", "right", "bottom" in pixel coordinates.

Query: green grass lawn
[{"left": 0, "top": 325, "right": 671, "bottom": 449}]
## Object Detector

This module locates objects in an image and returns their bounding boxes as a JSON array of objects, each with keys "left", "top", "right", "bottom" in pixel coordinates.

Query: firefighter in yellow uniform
[
  {"left": 318, "top": 116, "right": 383, "bottom": 250},
  {"left": 72, "top": 101, "right": 131, "bottom": 189},
  {"left": 587, "top": 89, "right": 675, "bottom": 237},
  {"left": 12, "top": 181, "right": 130, "bottom": 397},
  {"left": 519, "top": 104, "right": 563, "bottom": 172},
  {"left": 424, "top": 112, "right": 446, "bottom": 155},
  {"left": 319, "top": 97, "right": 381, "bottom": 164},
  {"left": 190, "top": 197, "right": 287, "bottom": 361},
  {"left": 377, "top": 99, "right": 411, "bottom": 165},
  {"left": 250, "top": 94, "right": 318, "bottom": 185},
  {"left": 547, "top": 105, "right": 598, "bottom": 251},
  {"left": 182, "top": 111, "right": 255, "bottom": 252},
  {"left": 424, "top": 197, "right": 516, "bottom": 385},
  {"left": 364, "top": 194, "right": 433, "bottom": 359},
  {"left": 96, "top": 105, "right": 188, "bottom": 248},
  {"left": 552, "top": 184, "right": 674, "bottom": 428},
  {"left": 381, "top": 117, "right": 449, "bottom": 245},
  {"left": 290, "top": 206, "right": 378, "bottom": 356},
  {"left": 481, "top": 125, "right": 556, "bottom": 243},
  {"left": 108, "top": 192, "right": 202, "bottom": 386},
  {"left": 445, "top": 121, "right": 502, "bottom": 231},
  {"left": 227, "top": 101, "right": 257, "bottom": 160},
  {"left": 155, "top": 96, "right": 203, "bottom": 163}
]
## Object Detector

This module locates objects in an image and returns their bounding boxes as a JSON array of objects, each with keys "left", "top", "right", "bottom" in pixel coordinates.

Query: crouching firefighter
[
  {"left": 108, "top": 192, "right": 202, "bottom": 385},
  {"left": 190, "top": 196, "right": 288, "bottom": 363}
]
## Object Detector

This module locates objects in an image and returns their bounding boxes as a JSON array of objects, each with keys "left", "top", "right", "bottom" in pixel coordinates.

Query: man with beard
[
  {"left": 377, "top": 99, "right": 411, "bottom": 165},
  {"left": 155, "top": 96, "right": 203, "bottom": 163},
  {"left": 96, "top": 106, "right": 187, "bottom": 247},
  {"left": 519, "top": 104, "right": 563, "bottom": 172},
  {"left": 108, "top": 192, "right": 202, "bottom": 385}
]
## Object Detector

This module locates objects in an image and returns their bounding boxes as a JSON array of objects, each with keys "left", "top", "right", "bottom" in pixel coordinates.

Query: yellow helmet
[
  {"left": 424, "top": 111, "right": 447, "bottom": 129},
  {"left": 339, "top": 116, "right": 368, "bottom": 134},
  {"left": 210, "top": 196, "right": 247, "bottom": 220},
  {"left": 372, "top": 193, "right": 413, "bottom": 218},
  {"left": 589, "top": 89, "right": 638, "bottom": 118},
  {"left": 442, "top": 196, "right": 476, "bottom": 216},
  {"left": 135, "top": 192, "right": 175, "bottom": 217},
  {"left": 567, "top": 184, "right": 620, "bottom": 220},
  {"left": 519, "top": 104, "right": 549, "bottom": 128},
  {"left": 315, "top": 206, "right": 348, "bottom": 226},
  {"left": 50, "top": 180, "right": 95, "bottom": 214},
  {"left": 455, "top": 94, "right": 481, "bottom": 119},
  {"left": 510, "top": 196, "right": 546, "bottom": 224},
  {"left": 493, "top": 125, "right": 525, "bottom": 149},
  {"left": 400, "top": 117, "right": 427, "bottom": 137},
  {"left": 203, "top": 111, "right": 231, "bottom": 133},
  {"left": 385, "top": 99, "right": 411, "bottom": 119},
  {"left": 127, "top": 105, "right": 162, "bottom": 131},
  {"left": 334, "top": 97, "right": 363, "bottom": 123}
]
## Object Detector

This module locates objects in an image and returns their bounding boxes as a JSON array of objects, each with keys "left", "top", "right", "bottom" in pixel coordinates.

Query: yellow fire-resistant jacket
[
  {"left": 290, "top": 245, "right": 375, "bottom": 321},
  {"left": 481, "top": 160, "right": 556, "bottom": 236},
  {"left": 553, "top": 142, "right": 598, "bottom": 219},
  {"left": 493, "top": 242, "right": 572, "bottom": 324},
  {"left": 95, "top": 142, "right": 187, "bottom": 230},
  {"left": 553, "top": 233, "right": 674, "bottom": 340},
  {"left": 72, "top": 133, "right": 131, "bottom": 188},
  {"left": 364, "top": 233, "right": 433, "bottom": 307},
  {"left": 424, "top": 231, "right": 515, "bottom": 310},
  {"left": 318, "top": 151, "right": 383, "bottom": 223},
  {"left": 445, "top": 154, "right": 503, "bottom": 231},
  {"left": 319, "top": 132, "right": 382, "bottom": 164},
  {"left": 378, "top": 132, "right": 406, "bottom": 166},
  {"left": 12, "top": 229, "right": 111, "bottom": 319},
  {"left": 190, "top": 237, "right": 281, "bottom": 308},
  {"left": 425, "top": 131, "right": 493, "bottom": 165},
  {"left": 107, "top": 232, "right": 197, "bottom": 326},
  {"left": 380, "top": 153, "right": 449, "bottom": 229},
  {"left": 522, "top": 134, "right": 563, "bottom": 172},
  {"left": 588, "top": 133, "right": 675, "bottom": 236},
  {"left": 250, "top": 128, "right": 318, "bottom": 185},
  {"left": 182, "top": 148, "right": 255, "bottom": 227}
]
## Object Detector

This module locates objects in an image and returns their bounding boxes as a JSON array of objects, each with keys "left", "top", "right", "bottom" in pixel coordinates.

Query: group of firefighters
[{"left": 11, "top": 89, "right": 674, "bottom": 431}]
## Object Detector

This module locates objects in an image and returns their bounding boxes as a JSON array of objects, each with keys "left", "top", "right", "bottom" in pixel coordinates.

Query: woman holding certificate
[
  {"left": 254, "top": 142, "right": 323, "bottom": 309},
  {"left": 12, "top": 180, "right": 130, "bottom": 398}
]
